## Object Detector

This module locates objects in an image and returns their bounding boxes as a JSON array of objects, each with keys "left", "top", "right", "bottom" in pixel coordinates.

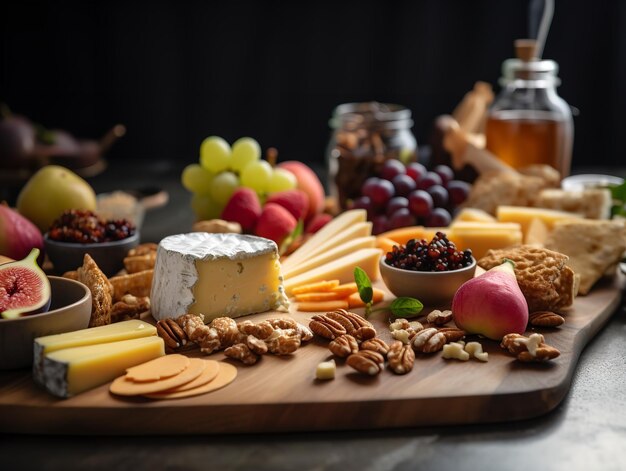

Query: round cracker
[
  {"left": 110, "top": 357, "right": 206, "bottom": 396},
  {"left": 154, "top": 360, "right": 220, "bottom": 393},
  {"left": 125, "top": 354, "right": 190, "bottom": 382},
  {"left": 144, "top": 362, "right": 237, "bottom": 400}
]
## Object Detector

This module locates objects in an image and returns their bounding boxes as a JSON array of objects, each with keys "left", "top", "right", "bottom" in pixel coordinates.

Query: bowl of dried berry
[
  {"left": 379, "top": 232, "right": 476, "bottom": 306},
  {"left": 44, "top": 209, "right": 139, "bottom": 277}
]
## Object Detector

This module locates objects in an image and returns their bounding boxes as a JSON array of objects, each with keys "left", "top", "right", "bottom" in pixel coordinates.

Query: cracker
[
  {"left": 123, "top": 252, "right": 157, "bottom": 274},
  {"left": 77, "top": 254, "right": 113, "bottom": 327},
  {"left": 478, "top": 245, "right": 577, "bottom": 312},
  {"left": 109, "top": 269, "right": 154, "bottom": 301}
]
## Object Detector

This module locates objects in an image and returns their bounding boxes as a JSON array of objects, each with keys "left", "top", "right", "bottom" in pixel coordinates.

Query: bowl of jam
[{"left": 44, "top": 209, "right": 139, "bottom": 276}]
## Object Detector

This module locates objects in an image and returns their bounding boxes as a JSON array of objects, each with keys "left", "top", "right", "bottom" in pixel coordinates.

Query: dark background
[{"left": 1, "top": 0, "right": 624, "bottom": 171}]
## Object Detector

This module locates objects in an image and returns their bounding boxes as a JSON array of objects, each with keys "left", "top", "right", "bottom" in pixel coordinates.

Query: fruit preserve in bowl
[{"left": 379, "top": 232, "right": 476, "bottom": 306}]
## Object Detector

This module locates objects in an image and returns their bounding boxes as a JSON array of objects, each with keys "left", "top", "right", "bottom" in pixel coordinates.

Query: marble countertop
[{"left": 2, "top": 162, "right": 625, "bottom": 471}]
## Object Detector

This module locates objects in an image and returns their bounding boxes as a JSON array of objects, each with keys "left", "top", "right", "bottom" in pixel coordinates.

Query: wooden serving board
[{"left": 0, "top": 273, "right": 623, "bottom": 435}]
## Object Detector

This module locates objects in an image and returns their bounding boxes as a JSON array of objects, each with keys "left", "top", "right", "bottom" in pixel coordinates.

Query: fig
[
  {"left": 0, "top": 203, "right": 44, "bottom": 263},
  {"left": 0, "top": 248, "right": 51, "bottom": 319},
  {"left": 452, "top": 259, "right": 528, "bottom": 340},
  {"left": 0, "top": 106, "right": 36, "bottom": 167}
]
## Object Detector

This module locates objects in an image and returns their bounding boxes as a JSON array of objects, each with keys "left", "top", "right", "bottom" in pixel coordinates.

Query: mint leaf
[
  {"left": 353, "top": 267, "right": 373, "bottom": 304},
  {"left": 389, "top": 297, "right": 424, "bottom": 318}
]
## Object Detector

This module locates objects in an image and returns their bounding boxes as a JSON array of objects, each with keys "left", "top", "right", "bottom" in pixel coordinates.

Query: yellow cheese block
[
  {"left": 448, "top": 222, "right": 523, "bottom": 260},
  {"left": 496, "top": 205, "right": 582, "bottom": 238},
  {"left": 42, "top": 336, "right": 165, "bottom": 398},
  {"left": 283, "top": 248, "right": 382, "bottom": 296},
  {"left": 281, "top": 209, "right": 367, "bottom": 269},
  {"left": 282, "top": 236, "right": 376, "bottom": 279},
  {"left": 452, "top": 207, "right": 497, "bottom": 224},
  {"left": 33, "top": 320, "right": 157, "bottom": 385}
]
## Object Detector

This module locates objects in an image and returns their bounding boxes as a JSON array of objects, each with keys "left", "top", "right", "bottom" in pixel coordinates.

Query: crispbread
[
  {"left": 77, "top": 254, "right": 113, "bottom": 327},
  {"left": 478, "top": 245, "right": 577, "bottom": 312},
  {"left": 545, "top": 219, "right": 626, "bottom": 295},
  {"left": 535, "top": 188, "right": 612, "bottom": 219}
]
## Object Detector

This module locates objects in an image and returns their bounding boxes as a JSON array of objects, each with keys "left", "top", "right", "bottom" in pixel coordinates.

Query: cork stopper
[{"left": 515, "top": 39, "right": 538, "bottom": 61}]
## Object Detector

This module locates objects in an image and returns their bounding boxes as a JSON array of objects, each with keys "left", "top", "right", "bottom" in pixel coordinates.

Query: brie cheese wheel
[{"left": 150, "top": 233, "right": 289, "bottom": 322}]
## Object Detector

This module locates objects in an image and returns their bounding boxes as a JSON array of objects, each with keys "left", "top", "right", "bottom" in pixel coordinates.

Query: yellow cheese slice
[
  {"left": 125, "top": 354, "right": 190, "bottom": 382},
  {"left": 452, "top": 207, "right": 497, "bottom": 224},
  {"left": 496, "top": 205, "right": 582, "bottom": 238},
  {"left": 448, "top": 222, "right": 522, "bottom": 260},
  {"left": 42, "top": 336, "right": 165, "bottom": 398},
  {"left": 144, "top": 362, "right": 237, "bottom": 400},
  {"left": 282, "top": 236, "right": 376, "bottom": 279},
  {"left": 281, "top": 209, "right": 367, "bottom": 269},
  {"left": 33, "top": 320, "right": 157, "bottom": 386},
  {"left": 283, "top": 248, "right": 382, "bottom": 296},
  {"left": 110, "top": 357, "right": 207, "bottom": 396}
]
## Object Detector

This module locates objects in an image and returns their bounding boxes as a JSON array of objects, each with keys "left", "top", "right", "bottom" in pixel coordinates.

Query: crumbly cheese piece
[
  {"left": 283, "top": 248, "right": 381, "bottom": 296},
  {"left": 442, "top": 342, "right": 470, "bottom": 361},
  {"left": 464, "top": 342, "right": 488, "bottom": 362},
  {"left": 150, "top": 233, "right": 288, "bottom": 322},
  {"left": 315, "top": 359, "right": 336, "bottom": 380},
  {"left": 535, "top": 188, "right": 612, "bottom": 220},
  {"left": 33, "top": 320, "right": 157, "bottom": 385},
  {"left": 42, "top": 336, "right": 165, "bottom": 398}
]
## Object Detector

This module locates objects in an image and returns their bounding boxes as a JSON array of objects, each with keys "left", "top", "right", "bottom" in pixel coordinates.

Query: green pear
[{"left": 17, "top": 165, "right": 97, "bottom": 232}]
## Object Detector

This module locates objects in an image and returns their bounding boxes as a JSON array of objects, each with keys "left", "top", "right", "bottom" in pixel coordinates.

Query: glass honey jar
[{"left": 485, "top": 43, "right": 574, "bottom": 177}]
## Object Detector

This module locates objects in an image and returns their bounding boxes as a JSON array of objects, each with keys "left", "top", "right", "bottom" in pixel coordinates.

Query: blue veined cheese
[{"left": 150, "top": 233, "right": 289, "bottom": 322}]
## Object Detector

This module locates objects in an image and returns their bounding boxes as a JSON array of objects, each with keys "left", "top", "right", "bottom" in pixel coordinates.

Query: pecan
[
  {"left": 387, "top": 341, "right": 415, "bottom": 374},
  {"left": 529, "top": 311, "right": 565, "bottom": 327},
  {"left": 156, "top": 318, "right": 188, "bottom": 349},
  {"left": 501, "top": 333, "right": 560, "bottom": 362},
  {"left": 309, "top": 314, "right": 347, "bottom": 340},
  {"left": 328, "top": 334, "right": 359, "bottom": 358},
  {"left": 411, "top": 327, "right": 447, "bottom": 353},
  {"left": 426, "top": 309, "right": 453, "bottom": 326},
  {"left": 224, "top": 343, "right": 260, "bottom": 365},
  {"left": 438, "top": 327, "right": 466, "bottom": 343},
  {"left": 360, "top": 337, "right": 390, "bottom": 356},
  {"left": 266, "top": 328, "right": 301, "bottom": 355},
  {"left": 325, "top": 309, "right": 377, "bottom": 341},
  {"left": 346, "top": 350, "right": 384, "bottom": 376}
]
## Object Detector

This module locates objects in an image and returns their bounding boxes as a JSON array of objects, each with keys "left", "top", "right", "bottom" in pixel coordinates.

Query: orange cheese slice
[
  {"left": 144, "top": 362, "right": 237, "bottom": 400},
  {"left": 154, "top": 360, "right": 220, "bottom": 393},
  {"left": 124, "top": 354, "right": 190, "bottom": 382},
  {"left": 110, "top": 357, "right": 206, "bottom": 396}
]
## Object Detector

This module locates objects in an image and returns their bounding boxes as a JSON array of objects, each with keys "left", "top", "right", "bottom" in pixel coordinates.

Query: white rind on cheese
[
  {"left": 42, "top": 336, "right": 165, "bottom": 398},
  {"left": 150, "top": 233, "right": 289, "bottom": 322},
  {"left": 33, "top": 319, "right": 157, "bottom": 385}
]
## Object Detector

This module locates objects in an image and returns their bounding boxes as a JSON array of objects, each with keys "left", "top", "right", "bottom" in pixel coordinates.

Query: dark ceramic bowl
[
  {"left": 0, "top": 276, "right": 91, "bottom": 370},
  {"left": 379, "top": 255, "right": 477, "bottom": 306},
  {"left": 44, "top": 231, "right": 139, "bottom": 276}
]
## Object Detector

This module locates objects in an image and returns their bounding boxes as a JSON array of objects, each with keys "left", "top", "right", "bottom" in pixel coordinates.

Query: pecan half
[
  {"left": 411, "top": 327, "right": 447, "bottom": 353},
  {"left": 329, "top": 334, "right": 359, "bottom": 358},
  {"left": 438, "top": 327, "right": 466, "bottom": 343},
  {"left": 360, "top": 337, "right": 390, "bottom": 356},
  {"left": 346, "top": 350, "right": 384, "bottom": 376},
  {"left": 325, "top": 309, "right": 377, "bottom": 341},
  {"left": 156, "top": 318, "right": 188, "bottom": 350},
  {"left": 529, "top": 311, "right": 565, "bottom": 327},
  {"left": 501, "top": 332, "right": 560, "bottom": 362},
  {"left": 387, "top": 340, "right": 415, "bottom": 375},
  {"left": 426, "top": 309, "right": 453, "bottom": 326},
  {"left": 309, "top": 314, "right": 347, "bottom": 340}
]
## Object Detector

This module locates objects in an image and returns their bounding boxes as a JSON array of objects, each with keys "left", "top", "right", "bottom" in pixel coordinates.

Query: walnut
[
  {"left": 296, "top": 322, "right": 314, "bottom": 342},
  {"left": 209, "top": 317, "right": 242, "bottom": 347},
  {"left": 176, "top": 314, "right": 222, "bottom": 354},
  {"left": 411, "top": 328, "right": 447, "bottom": 353},
  {"left": 426, "top": 309, "right": 453, "bottom": 326},
  {"left": 238, "top": 319, "right": 274, "bottom": 340},
  {"left": 224, "top": 343, "right": 259, "bottom": 365},
  {"left": 501, "top": 333, "right": 560, "bottom": 362},
  {"left": 265, "top": 328, "right": 301, "bottom": 355},
  {"left": 246, "top": 335, "right": 268, "bottom": 355},
  {"left": 110, "top": 294, "right": 150, "bottom": 323},
  {"left": 309, "top": 314, "right": 347, "bottom": 340},
  {"left": 387, "top": 341, "right": 415, "bottom": 375},
  {"left": 360, "top": 338, "right": 390, "bottom": 357},
  {"left": 389, "top": 318, "right": 423, "bottom": 344},
  {"left": 325, "top": 309, "right": 376, "bottom": 341},
  {"left": 529, "top": 311, "right": 565, "bottom": 327},
  {"left": 328, "top": 334, "right": 359, "bottom": 358},
  {"left": 346, "top": 350, "right": 384, "bottom": 376}
]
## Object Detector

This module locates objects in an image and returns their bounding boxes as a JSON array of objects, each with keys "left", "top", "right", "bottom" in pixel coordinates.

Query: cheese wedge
[
  {"left": 150, "top": 233, "right": 288, "bottom": 322},
  {"left": 41, "top": 336, "right": 165, "bottom": 398},
  {"left": 281, "top": 209, "right": 367, "bottom": 269},
  {"left": 283, "top": 248, "right": 382, "bottom": 295},
  {"left": 283, "top": 236, "right": 376, "bottom": 279},
  {"left": 496, "top": 205, "right": 582, "bottom": 238},
  {"left": 33, "top": 320, "right": 157, "bottom": 385}
]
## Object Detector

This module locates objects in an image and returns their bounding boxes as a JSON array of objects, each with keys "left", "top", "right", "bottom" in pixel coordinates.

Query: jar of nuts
[{"left": 326, "top": 102, "right": 417, "bottom": 210}]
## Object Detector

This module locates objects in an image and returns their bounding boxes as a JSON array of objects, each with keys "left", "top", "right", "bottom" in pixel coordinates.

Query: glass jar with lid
[
  {"left": 485, "top": 42, "right": 574, "bottom": 177},
  {"left": 326, "top": 102, "right": 417, "bottom": 210}
]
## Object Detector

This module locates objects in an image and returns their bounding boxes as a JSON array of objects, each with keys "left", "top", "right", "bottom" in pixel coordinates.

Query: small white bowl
[
  {"left": 561, "top": 174, "right": 624, "bottom": 191},
  {"left": 0, "top": 276, "right": 91, "bottom": 370},
  {"left": 379, "top": 255, "right": 477, "bottom": 307}
]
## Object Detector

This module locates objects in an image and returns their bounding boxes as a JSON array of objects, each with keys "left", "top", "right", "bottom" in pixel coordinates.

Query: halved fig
[{"left": 0, "top": 248, "right": 51, "bottom": 319}]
